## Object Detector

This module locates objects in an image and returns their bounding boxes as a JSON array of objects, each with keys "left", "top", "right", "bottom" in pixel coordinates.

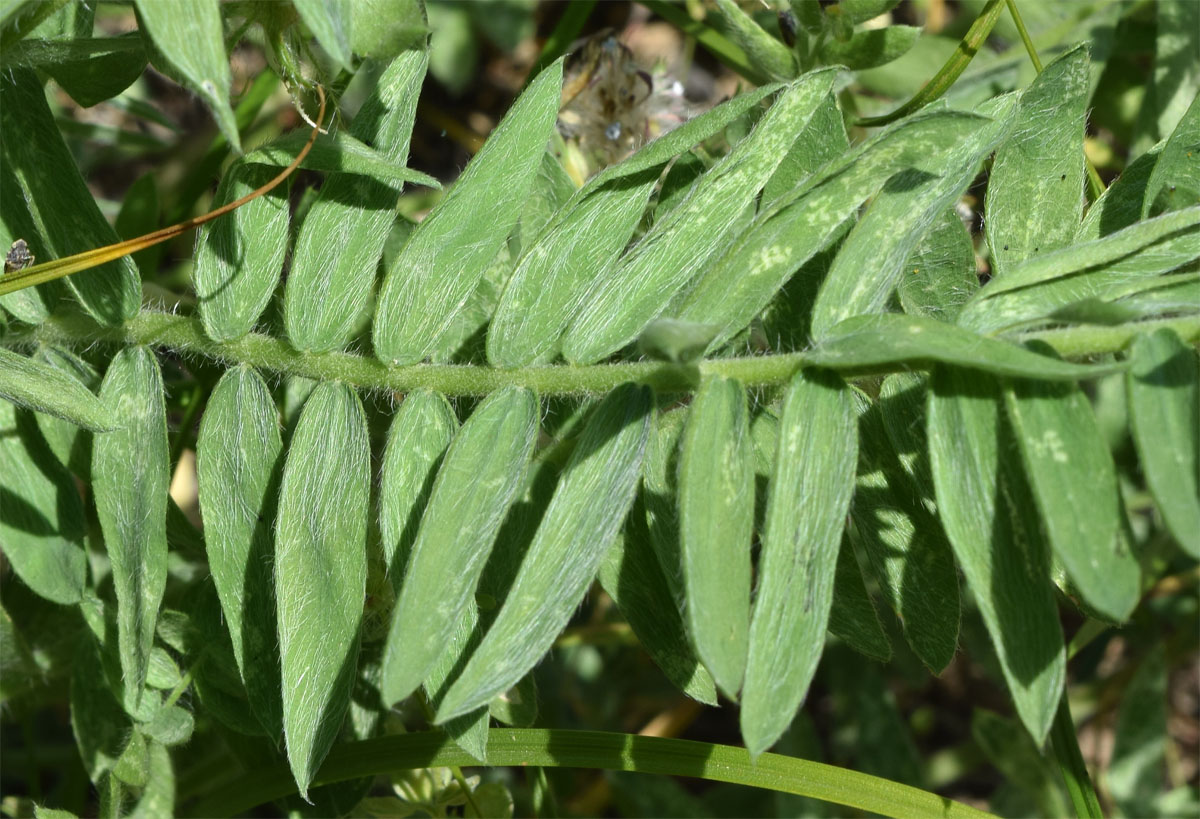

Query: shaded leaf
[
  {"left": 896, "top": 208, "right": 978, "bottom": 323},
  {"left": 0, "top": 347, "right": 115, "bottom": 432},
  {"left": 827, "top": 537, "right": 891, "bottom": 663}
]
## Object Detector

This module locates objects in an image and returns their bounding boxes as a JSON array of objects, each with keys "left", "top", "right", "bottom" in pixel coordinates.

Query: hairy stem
[{"left": 7, "top": 310, "right": 1198, "bottom": 398}]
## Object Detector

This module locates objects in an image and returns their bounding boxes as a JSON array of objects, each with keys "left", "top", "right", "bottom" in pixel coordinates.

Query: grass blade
[
  {"left": 677, "top": 376, "right": 754, "bottom": 698},
  {"left": 285, "top": 51, "right": 427, "bottom": 353},
  {"left": 1126, "top": 329, "right": 1199, "bottom": 557},
  {"left": 276, "top": 381, "right": 370, "bottom": 797},
  {"left": 810, "top": 313, "right": 1122, "bottom": 380},
  {"left": 927, "top": 367, "right": 1065, "bottom": 742},
  {"left": 194, "top": 163, "right": 289, "bottom": 342},
  {"left": 195, "top": 365, "right": 284, "bottom": 737},
  {"left": 378, "top": 390, "right": 459, "bottom": 587},
  {"left": 985, "top": 44, "right": 1089, "bottom": 277},
  {"left": 435, "top": 384, "right": 652, "bottom": 721},
  {"left": 1003, "top": 366, "right": 1140, "bottom": 622},
  {"left": 741, "top": 369, "right": 857, "bottom": 757},
  {"left": 0, "top": 401, "right": 87, "bottom": 604},
  {"left": 562, "top": 70, "right": 838, "bottom": 364},
  {"left": 0, "top": 66, "right": 139, "bottom": 324},
  {"left": 381, "top": 387, "right": 538, "bottom": 706},
  {"left": 373, "top": 59, "right": 563, "bottom": 365},
  {"left": 93, "top": 348, "right": 169, "bottom": 709},
  {"left": 133, "top": 0, "right": 239, "bottom": 151}
]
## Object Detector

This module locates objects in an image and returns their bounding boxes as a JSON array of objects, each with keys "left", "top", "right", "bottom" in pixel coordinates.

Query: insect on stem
[{"left": 0, "top": 85, "right": 328, "bottom": 297}]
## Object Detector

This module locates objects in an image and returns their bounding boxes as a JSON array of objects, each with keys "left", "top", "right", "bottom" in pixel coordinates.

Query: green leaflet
[
  {"left": 0, "top": 347, "right": 115, "bottom": 431},
  {"left": 292, "top": 0, "right": 352, "bottom": 72},
  {"left": 597, "top": 498, "right": 720, "bottom": 706},
  {"left": 0, "top": 66, "right": 140, "bottom": 325},
  {"left": 93, "top": 348, "right": 169, "bottom": 709},
  {"left": 1134, "top": 0, "right": 1200, "bottom": 153},
  {"left": 761, "top": 94, "right": 847, "bottom": 206},
  {"left": 487, "top": 169, "right": 660, "bottom": 367},
  {"left": 275, "top": 381, "right": 370, "bottom": 797},
  {"left": 194, "top": 163, "right": 289, "bottom": 342},
  {"left": 1076, "top": 144, "right": 1162, "bottom": 242},
  {"left": 960, "top": 206, "right": 1200, "bottom": 333},
  {"left": 351, "top": 0, "right": 426, "bottom": 59},
  {"left": 741, "top": 369, "right": 857, "bottom": 757},
  {"left": 896, "top": 208, "right": 979, "bottom": 323},
  {"left": 133, "top": 0, "right": 239, "bottom": 151},
  {"left": 641, "top": 406, "right": 687, "bottom": 606},
  {"left": 127, "top": 739, "right": 174, "bottom": 819},
  {"left": 1107, "top": 646, "right": 1168, "bottom": 817},
  {"left": 284, "top": 51, "right": 428, "bottom": 353},
  {"left": 809, "top": 94, "right": 1014, "bottom": 338},
  {"left": 854, "top": 380, "right": 960, "bottom": 673},
  {"left": 381, "top": 387, "right": 537, "bottom": 706},
  {"left": 677, "top": 376, "right": 754, "bottom": 698},
  {"left": 0, "top": 401, "right": 87, "bottom": 605},
  {"left": 242, "top": 129, "right": 440, "bottom": 189},
  {"left": 1003, "top": 366, "right": 1140, "bottom": 622},
  {"left": 435, "top": 384, "right": 652, "bottom": 721},
  {"left": 423, "top": 603, "right": 490, "bottom": 762},
  {"left": 514, "top": 150, "right": 577, "bottom": 257},
  {"left": 562, "top": 69, "right": 838, "bottom": 364},
  {"left": 70, "top": 633, "right": 131, "bottom": 783},
  {"left": 809, "top": 313, "right": 1123, "bottom": 380},
  {"left": 827, "top": 537, "right": 892, "bottom": 663},
  {"left": 985, "top": 45, "right": 1089, "bottom": 277},
  {"left": 817, "top": 25, "right": 921, "bottom": 71},
  {"left": 677, "top": 110, "right": 988, "bottom": 352},
  {"left": 971, "top": 709, "right": 1069, "bottom": 818},
  {"left": 0, "top": 148, "right": 59, "bottom": 323},
  {"left": 30, "top": 33, "right": 147, "bottom": 108},
  {"left": 1127, "top": 329, "right": 1200, "bottom": 557},
  {"left": 711, "top": 0, "right": 796, "bottom": 81},
  {"left": 927, "top": 367, "right": 1065, "bottom": 743},
  {"left": 373, "top": 59, "right": 563, "bottom": 365},
  {"left": 195, "top": 366, "right": 284, "bottom": 737},
  {"left": 1143, "top": 90, "right": 1199, "bottom": 219},
  {"left": 378, "top": 390, "right": 458, "bottom": 587}
]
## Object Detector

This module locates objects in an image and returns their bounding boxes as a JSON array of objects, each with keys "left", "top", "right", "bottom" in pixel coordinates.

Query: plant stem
[
  {"left": 188, "top": 728, "right": 996, "bottom": 818},
  {"left": 1048, "top": 694, "right": 1104, "bottom": 818},
  {"left": 9, "top": 311, "right": 1199, "bottom": 398}
]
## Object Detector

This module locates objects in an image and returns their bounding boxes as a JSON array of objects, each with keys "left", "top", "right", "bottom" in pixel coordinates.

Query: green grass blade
[
  {"left": 133, "top": 0, "right": 239, "bottom": 152},
  {"left": 373, "top": 59, "right": 563, "bottom": 365},
  {"left": 1048, "top": 692, "right": 1104, "bottom": 819},
  {"left": 381, "top": 387, "right": 538, "bottom": 706},
  {"left": 378, "top": 390, "right": 458, "bottom": 588},
  {"left": 193, "top": 162, "right": 289, "bottom": 342},
  {"left": 93, "top": 348, "right": 169, "bottom": 709},
  {"left": 195, "top": 728, "right": 996, "bottom": 819},
  {"left": 195, "top": 365, "right": 284, "bottom": 737},
  {"left": 1003, "top": 368, "right": 1140, "bottom": 622},
  {"left": 435, "top": 384, "right": 652, "bottom": 722},
  {"left": 0, "top": 401, "right": 86, "bottom": 604},
  {"left": 927, "top": 367, "right": 1065, "bottom": 743},
  {"left": 284, "top": 51, "right": 427, "bottom": 353},
  {"left": 275, "top": 381, "right": 370, "bottom": 797},
  {"left": 1126, "top": 329, "right": 1200, "bottom": 557},
  {"left": 741, "top": 369, "right": 857, "bottom": 757},
  {"left": 827, "top": 536, "right": 892, "bottom": 663},
  {"left": 0, "top": 66, "right": 140, "bottom": 325},
  {"left": 0, "top": 347, "right": 115, "bottom": 431},
  {"left": 292, "top": 0, "right": 353, "bottom": 72},
  {"left": 677, "top": 376, "right": 754, "bottom": 698},
  {"left": 985, "top": 44, "right": 1090, "bottom": 278},
  {"left": 562, "top": 70, "right": 838, "bottom": 364},
  {"left": 678, "top": 110, "right": 988, "bottom": 351},
  {"left": 810, "top": 314, "right": 1122, "bottom": 380},
  {"left": 856, "top": 0, "right": 1005, "bottom": 127},
  {"left": 597, "top": 497, "right": 719, "bottom": 705}
]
